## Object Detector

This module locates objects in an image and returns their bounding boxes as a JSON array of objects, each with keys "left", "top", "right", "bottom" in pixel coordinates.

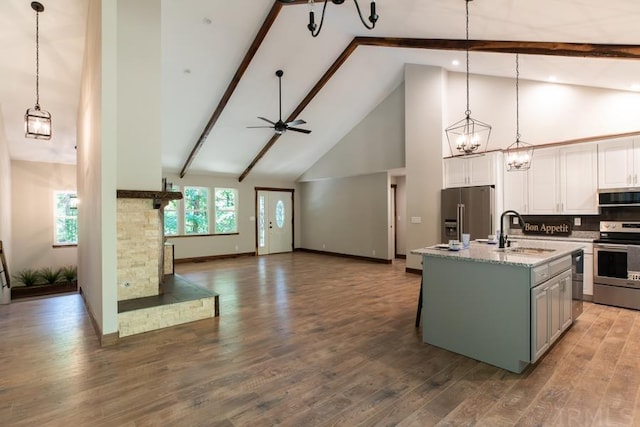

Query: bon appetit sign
[{"left": 522, "top": 219, "right": 572, "bottom": 237}]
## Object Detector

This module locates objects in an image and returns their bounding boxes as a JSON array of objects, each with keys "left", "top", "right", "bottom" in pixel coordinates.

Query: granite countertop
[{"left": 411, "top": 240, "right": 586, "bottom": 267}]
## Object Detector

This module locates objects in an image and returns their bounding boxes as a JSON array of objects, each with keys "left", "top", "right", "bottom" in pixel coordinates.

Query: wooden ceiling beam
[
  {"left": 178, "top": 1, "right": 285, "bottom": 179},
  {"left": 179, "top": 0, "right": 640, "bottom": 181},
  {"left": 238, "top": 39, "right": 360, "bottom": 182},
  {"left": 238, "top": 36, "right": 640, "bottom": 182},
  {"left": 355, "top": 37, "right": 640, "bottom": 59}
]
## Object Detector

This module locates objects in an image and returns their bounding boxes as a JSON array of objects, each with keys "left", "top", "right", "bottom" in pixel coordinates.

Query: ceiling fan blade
[
  {"left": 247, "top": 125, "right": 275, "bottom": 129},
  {"left": 287, "top": 127, "right": 312, "bottom": 134},
  {"left": 286, "top": 119, "right": 306, "bottom": 127},
  {"left": 257, "top": 116, "right": 276, "bottom": 125}
]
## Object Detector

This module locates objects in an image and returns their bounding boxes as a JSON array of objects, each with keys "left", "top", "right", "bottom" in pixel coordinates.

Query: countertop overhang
[{"left": 411, "top": 240, "right": 585, "bottom": 267}]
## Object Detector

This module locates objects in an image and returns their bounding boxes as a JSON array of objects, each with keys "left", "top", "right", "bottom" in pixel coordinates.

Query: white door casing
[{"left": 257, "top": 190, "right": 293, "bottom": 255}]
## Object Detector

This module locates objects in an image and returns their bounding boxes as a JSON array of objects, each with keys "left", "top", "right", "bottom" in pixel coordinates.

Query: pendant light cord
[
  {"left": 35, "top": 8, "right": 40, "bottom": 109},
  {"left": 516, "top": 53, "right": 520, "bottom": 142},
  {"left": 465, "top": 0, "right": 470, "bottom": 117}
]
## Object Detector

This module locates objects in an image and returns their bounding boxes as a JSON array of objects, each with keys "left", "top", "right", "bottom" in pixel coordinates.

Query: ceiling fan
[{"left": 248, "top": 69, "right": 311, "bottom": 135}]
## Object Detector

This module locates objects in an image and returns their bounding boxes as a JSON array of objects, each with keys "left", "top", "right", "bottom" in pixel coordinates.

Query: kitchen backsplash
[{"left": 507, "top": 206, "right": 640, "bottom": 237}]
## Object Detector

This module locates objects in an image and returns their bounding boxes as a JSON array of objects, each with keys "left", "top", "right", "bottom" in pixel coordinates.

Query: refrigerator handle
[{"left": 457, "top": 203, "right": 464, "bottom": 241}]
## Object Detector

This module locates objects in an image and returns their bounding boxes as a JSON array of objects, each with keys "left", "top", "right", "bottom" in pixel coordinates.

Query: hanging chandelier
[
  {"left": 25, "top": 1, "right": 52, "bottom": 140},
  {"left": 445, "top": 0, "right": 491, "bottom": 157},
  {"left": 307, "top": 0, "right": 378, "bottom": 38},
  {"left": 505, "top": 54, "right": 534, "bottom": 171}
]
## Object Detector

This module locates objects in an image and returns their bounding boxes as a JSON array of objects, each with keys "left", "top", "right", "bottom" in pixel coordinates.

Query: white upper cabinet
[
  {"left": 503, "top": 167, "right": 528, "bottom": 213},
  {"left": 444, "top": 152, "right": 497, "bottom": 188},
  {"left": 527, "top": 144, "right": 598, "bottom": 215},
  {"left": 528, "top": 148, "right": 561, "bottom": 214},
  {"left": 560, "top": 144, "right": 599, "bottom": 213},
  {"left": 598, "top": 138, "right": 638, "bottom": 189}
]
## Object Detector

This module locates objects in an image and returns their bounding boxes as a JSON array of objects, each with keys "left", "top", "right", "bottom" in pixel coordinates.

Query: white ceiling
[{"left": 3, "top": 0, "right": 640, "bottom": 181}]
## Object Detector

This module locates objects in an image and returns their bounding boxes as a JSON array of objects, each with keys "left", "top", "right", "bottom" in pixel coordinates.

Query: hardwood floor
[{"left": 1, "top": 252, "right": 639, "bottom": 426}]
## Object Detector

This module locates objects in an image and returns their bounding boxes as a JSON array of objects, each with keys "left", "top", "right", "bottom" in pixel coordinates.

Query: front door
[{"left": 257, "top": 190, "right": 293, "bottom": 255}]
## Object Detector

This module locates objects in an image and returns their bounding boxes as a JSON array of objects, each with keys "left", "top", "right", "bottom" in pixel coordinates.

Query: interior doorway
[{"left": 256, "top": 189, "right": 294, "bottom": 255}]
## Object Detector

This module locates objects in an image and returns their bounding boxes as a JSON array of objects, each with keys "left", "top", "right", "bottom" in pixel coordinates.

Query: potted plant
[
  {"left": 60, "top": 265, "right": 77, "bottom": 284},
  {"left": 38, "top": 267, "right": 62, "bottom": 285},
  {"left": 13, "top": 269, "right": 40, "bottom": 287}
]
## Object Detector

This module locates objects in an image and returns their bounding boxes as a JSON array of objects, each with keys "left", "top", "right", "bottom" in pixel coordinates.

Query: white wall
[
  {"left": 0, "top": 112, "right": 11, "bottom": 302},
  {"left": 10, "top": 161, "right": 77, "bottom": 273},
  {"left": 116, "top": 0, "right": 162, "bottom": 191},
  {"left": 299, "top": 172, "right": 390, "bottom": 260},
  {"left": 163, "top": 172, "right": 299, "bottom": 259},
  {"left": 299, "top": 82, "right": 405, "bottom": 181},
  {"left": 405, "top": 64, "right": 446, "bottom": 271},
  {"left": 76, "top": 0, "right": 119, "bottom": 337},
  {"left": 446, "top": 72, "right": 640, "bottom": 153}
]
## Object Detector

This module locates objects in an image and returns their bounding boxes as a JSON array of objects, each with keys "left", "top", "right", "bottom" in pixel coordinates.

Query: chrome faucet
[{"left": 499, "top": 210, "right": 526, "bottom": 249}]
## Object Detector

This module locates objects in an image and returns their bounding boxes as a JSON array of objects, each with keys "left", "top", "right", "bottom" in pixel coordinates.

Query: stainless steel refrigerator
[{"left": 441, "top": 186, "right": 494, "bottom": 243}]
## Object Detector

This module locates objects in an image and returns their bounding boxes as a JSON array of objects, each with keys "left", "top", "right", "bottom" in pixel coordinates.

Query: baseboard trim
[
  {"left": 406, "top": 267, "right": 422, "bottom": 275},
  {"left": 174, "top": 252, "right": 256, "bottom": 264},
  {"left": 79, "top": 287, "right": 120, "bottom": 347},
  {"left": 395, "top": 254, "right": 407, "bottom": 259},
  {"left": 296, "top": 248, "right": 391, "bottom": 264}
]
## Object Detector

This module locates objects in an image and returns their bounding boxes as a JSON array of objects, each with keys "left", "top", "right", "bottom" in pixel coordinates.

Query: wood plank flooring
[{"left": 1, "top": 252, "right": 639, "bottom": 426}]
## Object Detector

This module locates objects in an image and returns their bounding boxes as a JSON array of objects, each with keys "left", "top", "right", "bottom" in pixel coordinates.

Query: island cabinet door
[
  {"left": 549, "top": 281, "right": 562, "bottom": 344},
  {"left": 532, "top": 284, "right": 550, "bottom": 362}
]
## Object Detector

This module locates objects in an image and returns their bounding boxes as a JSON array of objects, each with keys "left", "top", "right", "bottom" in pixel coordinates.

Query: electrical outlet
[
  {"left": 512, "top": 216, "right": 519, "bottom": 225},
  {"left": 322, "top": 243, "right": 326, "bottom": 249},
  {"left": 574, "top": 217, "right": 582, "bottom": 226},
  {"left": 372, "top": 249, "right": 376, "bottom": 256},
  {"left": 122, "top": 281, "right": 130, "bottom": 288},
  {"left": 235, "top": 245, "right": 239, "bottom": 252}
]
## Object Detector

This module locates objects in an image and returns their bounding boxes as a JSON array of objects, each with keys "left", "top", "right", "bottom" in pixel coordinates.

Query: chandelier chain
[
  {"left": 516, "top": 53, "right": 520, "bottom": 141},
  {"left": 35, "top": 7, "right": 40, "bottom": 108},
  {"left": 465, "top": 0, "right": 470, "bottom": 116}
]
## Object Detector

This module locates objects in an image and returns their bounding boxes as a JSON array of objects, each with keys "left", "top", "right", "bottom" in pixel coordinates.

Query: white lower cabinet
[{"left": 531, "top": 268, "right": 572, "bottom": 363}]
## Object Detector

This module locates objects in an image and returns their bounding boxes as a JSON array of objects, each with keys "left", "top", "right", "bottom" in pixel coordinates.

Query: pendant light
[
  {"left": 25, "top": 1, "right": 52, "bottom": 140},
  {"left": 445, "top": 0, "right": 491, "bottom": 157},
  {"left": 307, "top": 0, "right": 378, "bottom": 38},
  {"left": 505, "top": 54, "right": 534, "bottom": 171}
]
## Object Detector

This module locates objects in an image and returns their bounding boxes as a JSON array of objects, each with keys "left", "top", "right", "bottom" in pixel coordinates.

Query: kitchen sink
[{"left": 495, "top": 247, "right": 556, "bottom": 256}]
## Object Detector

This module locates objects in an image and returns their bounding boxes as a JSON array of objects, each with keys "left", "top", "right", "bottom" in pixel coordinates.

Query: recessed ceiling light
[
  {"left": 631, "top": 83, "right": 640, "bottom": 91},
  {"left": 548, "top": 75, "right": 557, "bottom": 83},
  {"left": 184, "top": 69, "right": 191, "bottom": 74},
  {"left": 452, "top": 60, "right": 460, "bottom": 66},
  {"left": 203, "top": 17, "right": 212, "bottom": 25}
]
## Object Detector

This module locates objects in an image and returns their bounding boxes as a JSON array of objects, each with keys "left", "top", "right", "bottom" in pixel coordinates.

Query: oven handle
[{"left": 594, "top": 244, "right": 629, "bottom": 251}]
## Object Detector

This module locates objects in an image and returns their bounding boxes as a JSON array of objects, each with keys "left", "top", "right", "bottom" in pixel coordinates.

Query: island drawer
[{"left": 532, "top": 255, "right": 571, "bottom": 286}]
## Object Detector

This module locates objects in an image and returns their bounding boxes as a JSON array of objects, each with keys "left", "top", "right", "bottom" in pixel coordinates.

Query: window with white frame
[
  {"left": 184, "top": 186, "right": 209, "bottom": 234},
  {"left": 214, "top": 188, "right": 238, "bottom": 234},
  {"left": 163, "top": 184, "right": 179, "bottom": 236},
  {"left": 54, "top": 191, "right": 78, "bottom": 245}
]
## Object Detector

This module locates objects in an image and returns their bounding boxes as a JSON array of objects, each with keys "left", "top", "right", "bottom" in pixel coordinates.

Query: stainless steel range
[{"left": 594, "top": 221, "right": 640, "bottom": 310}]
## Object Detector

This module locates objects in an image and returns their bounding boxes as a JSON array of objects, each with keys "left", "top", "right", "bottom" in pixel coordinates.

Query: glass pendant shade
[
  {"left": 25, "top": 106, "right": 52, "bottom": 140},
  {"left": 505, "top": 140, "right": 534, "bottom": 171}
]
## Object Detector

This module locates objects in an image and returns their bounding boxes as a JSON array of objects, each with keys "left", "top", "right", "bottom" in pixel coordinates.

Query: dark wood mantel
[{"left": 116, "top": 190, "right": 183, "bottom": 201}]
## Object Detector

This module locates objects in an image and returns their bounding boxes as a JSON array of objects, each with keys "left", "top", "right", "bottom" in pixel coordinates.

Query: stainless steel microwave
[{"left": 598, "top": 189, "right": 640, "bottom": 207}]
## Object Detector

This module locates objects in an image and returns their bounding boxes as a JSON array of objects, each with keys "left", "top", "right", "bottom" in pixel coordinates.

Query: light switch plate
[
  {"left": 410, "top": 216, "right": 422, "bottom": 224},
  {"left": 574, "top": 217, "right": 581, "bottom": 226}
]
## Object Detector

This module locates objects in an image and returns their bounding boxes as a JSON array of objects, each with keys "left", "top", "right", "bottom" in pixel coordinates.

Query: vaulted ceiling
[{"left": 2, "top": 0, "right": 640, "bottom": 182}]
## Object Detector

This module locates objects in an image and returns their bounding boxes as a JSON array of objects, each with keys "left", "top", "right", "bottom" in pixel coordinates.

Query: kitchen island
[{"left": 412, "top": 240, "right": 584, "bottom": 373}]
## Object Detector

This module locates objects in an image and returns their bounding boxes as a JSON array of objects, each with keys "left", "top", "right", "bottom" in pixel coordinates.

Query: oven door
[{"left": 594, "top": 243, "right": 640, "bottom": 289}]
